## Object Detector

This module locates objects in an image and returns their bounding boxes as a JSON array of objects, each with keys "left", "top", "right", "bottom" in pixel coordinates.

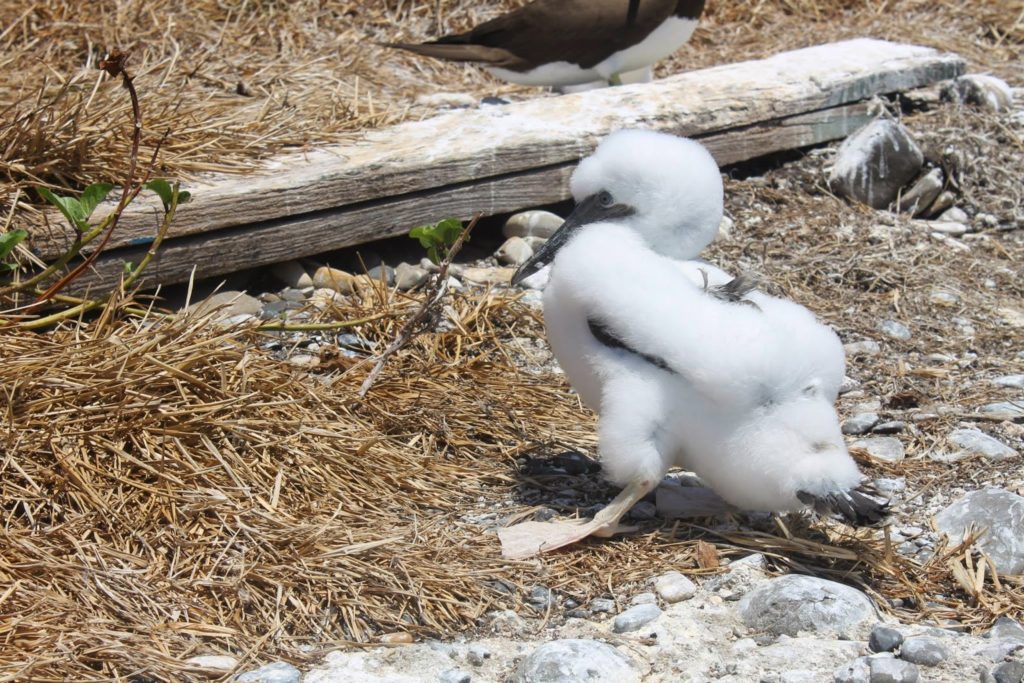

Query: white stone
[
  {"left": 183, "top": 655, "right": 239, "bottom": 671},
  {"left": 850, "top": 436, "right": 905, "bottom": 462},
  {"left": 878, "top": 319, "right": 911, "bottom": 341},
  {"left": 186, "top": 291, "right": 262, "bottom": 321},
  {"left": 495, "top": 236, "right": 534, "bottom": 266},
  {"left": 939, "top": 206, "right": 969, "bottom": 223},
  {"left": 992, "top": 374, "right": 1024, "bottom": 390},
  {"left": 844, "top": 340, "right": 882, "bottom": 356},
  {"left": 653, "top": 571, "right": 697, "bottom": 603},
  {"left": 929, "top": 221, "right": 968, "bottom": 237},
  {"left": 503, "top": 210, "right": 563, "bottom": 239},
  {"left": 236, "top": 661, "right": 302, "bottom": 683}
]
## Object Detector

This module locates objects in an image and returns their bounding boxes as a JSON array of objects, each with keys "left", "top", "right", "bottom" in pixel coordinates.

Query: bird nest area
[
  {"left": 3, "top": 90, "right": 1024, "bottom": 677},
  {"left": 2, "top": 2, "right": 1024, "bottom": 681}
]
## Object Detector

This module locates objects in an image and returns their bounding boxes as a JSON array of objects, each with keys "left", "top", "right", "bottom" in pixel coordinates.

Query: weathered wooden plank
[
  {"left": 35, "top": 39, "right": 964, "bottom": 263},
  {"left": 73, "top": 101, "right": 878, "bottom": 290}
]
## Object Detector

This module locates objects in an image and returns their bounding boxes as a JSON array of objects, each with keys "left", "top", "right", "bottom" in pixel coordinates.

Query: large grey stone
[
  {"left": 512, "top": 639, "right": 638, "bottom": 683},
  {"left": 978, "top": 402, "right": 1024, "bottom": 420},
  {"left": 739, "top": 575, "right": 876, "bottom": 639},
  {"left": 985, "top": 617, "right": 1024, "bottom": 643},
  {"left": 829, "top": 118, "right": 924, "bottom": 209},
  {"left": 991, "top": 660, "right": 1024, "bottom": 683},
  {"left": 935, "top": 428, "right": 1018, "bottom": 462},
  {"left": 934, "top": 488, "right": 1024, "bottom": 575}
]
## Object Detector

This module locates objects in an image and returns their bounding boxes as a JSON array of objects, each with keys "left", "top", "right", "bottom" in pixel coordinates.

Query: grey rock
[
  {"left": 466, "top": 644, "right": 490, "bottom": 666},
  {"left": 898, "top": 168, "right": 944, "bottom": 216},
  {"left": 835, "top": 657, "right": 871, "bottom": 683},
  {"left": 513, "top": 639, "right": 638, "bottom": 683},
  {"left": 991, "top": 660, "right": 1024, "bottom": 683},
  {"left": 367, "top": 264, "right": 395, "bottom": 285},
  {"left": 738, "top": 574, "right": 876, "bottom": 639},
  {"left": 936, "top": 428, "right": 1018, "bottom": 462},
  {"left": 985, "top": 617, "right": 1024, "bottom": 642},
  {"left": 495, "top": 236, "right": 534, "bottom": 266},
  {"left": 978, "top": 402, "right": 1024, "bottom": 420},
  {"left": 278, "top": 287, "right": 308, "bottom": 302},
  {"left": 845, "top": 340, "right": 882, "bottom": 356},
  {"left": 503, "top": 210, "right": 563, "bottom": 239},
  {"left": 828, "top": 117, "right": 924, "bottom": 209},
  {"left": 653, "top": 571, "right": 697, "bottom": 603},
  {"left": 994, "top": 375, "right": 1024, "bottom": 390},
  {"left": 879, "top": 320, "right": 912, "bottom": 341},
  {"left": 628, "top": 500, "right": 657, "bottom": 520},
  {"left": 942, "top": 74, "right": 1015, "bottom": 112},
  {"left": 438, "top": 669, "right": 471, "bottom": 683},
  {"left": 589, "top": 598, "right": 616, "bottom": 613},
  {"left": 934, "top": 488, "right": 1024, "bottom": 574},
  {"left": 850, "top": 437, "right": 906, "bottom": 463},
  {"left": 629, "top": 592, "right": 657, "bottom": 606},
  {"left": 869, "top": 657, "right": 919, "bottom": 682},
  {"left": 527, "top": 585, "right": 555, "bottom": 609},
  {"left": 899, "top": 636, "right": 948, "bottom": 666},
  {"left": 869, "top": 625, "right": 904, "bottom": 652},
  {"left": 612, "top": 604, "right": 662, "bottom": 633},
  {"left": 270, "top": 260, "right": 313, "bottom": 289},
  {"left": 872, "top": 421, "right": 905, "bottom": 434},
  {"left": 236, "top": 662, "right": 301, "bottom": 683},
  {"left": 703, "top": 553, "right": 768, "bottom": 600},
  {"left": 395, "top": 262, "right": 430, "bottom": 291},
  {"left": 843, "top": 413, "right": 880, "bottom": 436},
  {"left": 840, "top": 376, "right": 862, "bottom": 394}
]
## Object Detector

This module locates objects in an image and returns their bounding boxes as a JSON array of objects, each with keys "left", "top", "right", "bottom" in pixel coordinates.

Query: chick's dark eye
[{"left": 597, "top": 191, "right": 614, "bottom": 208}]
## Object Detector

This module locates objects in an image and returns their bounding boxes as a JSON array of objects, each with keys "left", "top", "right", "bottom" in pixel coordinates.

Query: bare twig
[{"left": 357, "top": 213, "right": 480, "bottom": 397}]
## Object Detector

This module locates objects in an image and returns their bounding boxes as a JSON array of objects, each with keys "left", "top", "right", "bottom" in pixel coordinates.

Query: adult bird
[
  {"left": 387, "top": 0, "right": 706, "bottom": 88},
  {"left": 500, "top": 130, "right": 887, "bottom": 558}
]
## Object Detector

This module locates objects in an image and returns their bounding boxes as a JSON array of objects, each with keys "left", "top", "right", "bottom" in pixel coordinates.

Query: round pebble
[
  {"left": 654, "top": 571, "right": 697, "bottom": 604},
  {"left": 612, "top": 604, "right": 662, "bottom": 633},
  {"left": 868, "top": 625, "right": 904, "bottom": 653}
]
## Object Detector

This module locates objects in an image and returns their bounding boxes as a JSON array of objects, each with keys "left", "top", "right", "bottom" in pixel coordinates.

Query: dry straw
[{"left": 2, "top": 1, "right": 1024, "bottom": 680}]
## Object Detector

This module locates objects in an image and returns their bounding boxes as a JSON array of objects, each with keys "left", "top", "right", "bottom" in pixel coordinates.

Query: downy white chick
[{"left": 511, "top": 130, "right": 886, "bottom": 536}]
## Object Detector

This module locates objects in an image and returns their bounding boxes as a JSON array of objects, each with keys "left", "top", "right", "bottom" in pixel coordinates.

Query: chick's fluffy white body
[{"left": 539, "top": 131, "right": 863, "bottom": 514}]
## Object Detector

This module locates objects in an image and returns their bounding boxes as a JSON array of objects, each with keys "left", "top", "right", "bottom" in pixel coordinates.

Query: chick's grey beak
[{"left": 510, "top": 194, "right": 607, "bottom": 286}]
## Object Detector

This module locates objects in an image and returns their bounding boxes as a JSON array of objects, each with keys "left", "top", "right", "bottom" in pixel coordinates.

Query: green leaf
[
  {"left": 177, "top": 190, "right": 192, "bottom": 205},
  {"left": 435, "top": 217, "right": 464, "bottom": 245},
  {"left": 0, "top": 229, "right": 28, "bottom": 261},
  {"left": 123, "top": 260, "right": 136, "bottom": 274},
  {"left": 145, "top": 179, "right": 173, "bottom": 210},
  {"left": 38, "top": 187, "right": 86, "bottom": 229},
  {"left": 79, "top": 182, "right": 115, "bottom": 221}
]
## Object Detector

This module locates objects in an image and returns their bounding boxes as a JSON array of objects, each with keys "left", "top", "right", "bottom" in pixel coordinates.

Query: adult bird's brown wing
[{"left": 388, "top": 0, "right": 679, "bottom": 72}]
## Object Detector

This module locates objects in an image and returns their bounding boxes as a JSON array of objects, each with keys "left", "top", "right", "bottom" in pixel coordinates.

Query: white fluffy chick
[{"left": 511, "top": 129, "right": 886, "bottom": 532}]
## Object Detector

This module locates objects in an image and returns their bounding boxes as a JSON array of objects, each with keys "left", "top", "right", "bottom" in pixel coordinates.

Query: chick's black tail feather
[{"left": 797, "top": 486, "right": 890, "bottom": 527}]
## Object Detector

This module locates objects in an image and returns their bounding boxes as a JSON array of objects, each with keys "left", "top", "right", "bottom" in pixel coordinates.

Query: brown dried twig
[{"left": 357, "top": 212, "right": 481, "bottom": 397}]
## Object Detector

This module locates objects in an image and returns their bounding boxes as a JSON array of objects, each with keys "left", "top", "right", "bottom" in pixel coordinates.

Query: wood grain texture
[
  {"left": 40, "top": 40, "right": 964, "bottom": 292},
  {"left": 72, "top": 101, "right": 872, "bottom": 291}
]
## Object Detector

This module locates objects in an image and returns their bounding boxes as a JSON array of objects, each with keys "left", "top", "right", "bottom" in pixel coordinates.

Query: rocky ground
[{"left": 168, "top": 77, "right": 1024, "bottom": 683}]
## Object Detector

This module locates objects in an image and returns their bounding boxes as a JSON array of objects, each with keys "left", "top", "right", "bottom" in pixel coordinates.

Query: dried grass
[{"left": 2, "top": 2, "right": 1024, "bottom": 680}]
